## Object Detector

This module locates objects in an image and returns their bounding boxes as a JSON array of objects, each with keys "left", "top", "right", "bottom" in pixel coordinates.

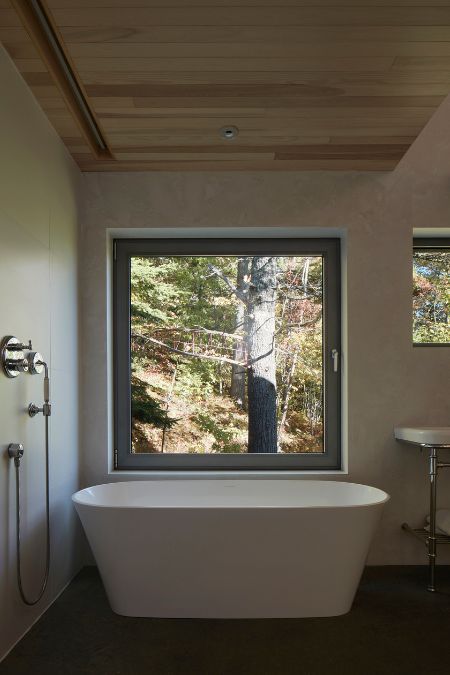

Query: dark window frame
[
  {"left": 113, "top": 238, "right": 342, "bottom": 471},
  {"left": 413, "top": 238, "right": 450, "bottom": 347}
]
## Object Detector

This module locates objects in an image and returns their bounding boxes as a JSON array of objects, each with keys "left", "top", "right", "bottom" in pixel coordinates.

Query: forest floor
[{"left": 133, "top": 363, "right": 322, "bottom": 455}]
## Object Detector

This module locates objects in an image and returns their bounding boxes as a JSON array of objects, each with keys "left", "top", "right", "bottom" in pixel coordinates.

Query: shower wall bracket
[
  {"left": 8, "top": 443, "right": 24, "bottom": 467},
  {"left": 0, "top": 336, "right": 32, "bottom": 378}
]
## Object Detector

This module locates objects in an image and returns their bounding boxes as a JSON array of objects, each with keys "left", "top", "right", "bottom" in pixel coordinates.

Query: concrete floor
[{"left": 1, "top": 566, "right": 450, "bottom": 675}]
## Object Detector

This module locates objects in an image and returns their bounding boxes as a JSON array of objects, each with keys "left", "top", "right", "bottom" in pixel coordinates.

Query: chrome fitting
[
  {"left": 28, "top": 402, "right": 51, "bottom": 418},
  {"left": 26, "top": 352, "right": 44, "bottom": 375},
  {"left": 8, "top": 443, "right": 24, "bottom": 467}
]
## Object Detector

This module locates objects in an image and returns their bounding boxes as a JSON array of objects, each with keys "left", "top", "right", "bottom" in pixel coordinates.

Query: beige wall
[
  {"left": 0, "top": 48, "right": 82, "bottom": 659},
  {"left": 80, "top": 97, "right": 449, "bottom": 566}
]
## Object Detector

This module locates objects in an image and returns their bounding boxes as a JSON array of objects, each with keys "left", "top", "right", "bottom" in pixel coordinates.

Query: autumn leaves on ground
[
  {"left": 130, "top": 255, "right": 324, "bottom": 455},
  {"left": 133, "top": 362, "right": 323, "bottom": 455}
]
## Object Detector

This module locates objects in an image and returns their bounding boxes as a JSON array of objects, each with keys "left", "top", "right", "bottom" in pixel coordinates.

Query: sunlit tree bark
[
  {"left": 247, "top": 257, "right": 278, "bottom": 454},
  {"left": 230, "top": 257, "right": 249, "bottom": 408}
]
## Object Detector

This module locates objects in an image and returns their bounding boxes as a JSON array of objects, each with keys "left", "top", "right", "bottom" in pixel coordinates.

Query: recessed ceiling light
[{"left": 220, "top": 126, "right": 239, "bottom": 140}]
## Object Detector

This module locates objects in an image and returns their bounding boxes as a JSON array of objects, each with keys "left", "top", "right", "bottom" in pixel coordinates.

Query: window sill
[{"left": 108, "top": 469, "right": 348, "bottom": 479}]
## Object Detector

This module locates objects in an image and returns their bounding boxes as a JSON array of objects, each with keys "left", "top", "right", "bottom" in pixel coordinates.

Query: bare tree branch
[
  {"left": 276, "top": 317, "right": 321, "bottom": 333},
  {"left": 206, "top": 264, "right": 247, "bottom": 303},
  {"left": 132, "top": 333, "right": 247, "bottom": 367},
  {"left": 151, "top": 326, "right": 245, "bottom": 341}
]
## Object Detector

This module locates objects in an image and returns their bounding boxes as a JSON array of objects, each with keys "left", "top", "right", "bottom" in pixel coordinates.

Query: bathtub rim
[{"left": 72, "top": 479, "right": 390, "bottom": 510}]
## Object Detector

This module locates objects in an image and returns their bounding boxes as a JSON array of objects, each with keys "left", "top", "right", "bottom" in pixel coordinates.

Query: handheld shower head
[{"left": 27, "top": 352, "right": 51, "bottom": 416}]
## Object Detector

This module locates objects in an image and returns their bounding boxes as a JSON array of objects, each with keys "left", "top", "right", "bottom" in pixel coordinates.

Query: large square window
[{"left": 113, "top": 238, "right": 341, "bottom": 470}]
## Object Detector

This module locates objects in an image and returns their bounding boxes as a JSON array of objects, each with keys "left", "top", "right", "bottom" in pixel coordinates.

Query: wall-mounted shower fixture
[
  {"left": 8, "top": 442, "right": 24, "bottom": 466},
  {"left": 0, "top": 336, "right": 33, "bottom": 377},
  {"left": 28, "top": 354, "right": 51, "bottom": 418},
  {"left": 2, "top": 335, "right": 52, "bottom": 605},
  {"left": 26, "top": 350, "right": 45, "bottom": 375}
]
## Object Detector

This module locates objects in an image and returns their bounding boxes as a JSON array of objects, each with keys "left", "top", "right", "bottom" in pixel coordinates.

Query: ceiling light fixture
[{"left": 220, "top": 126, "right": 239, "bottom": 140}]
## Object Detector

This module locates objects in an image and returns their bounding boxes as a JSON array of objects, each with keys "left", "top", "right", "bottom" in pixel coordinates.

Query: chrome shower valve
[
  {"left": 27, "top": 352, "right": 45, "bottom": 375},
  {"left": 1, "top": 336, "right": 30, "bottom": 377}
]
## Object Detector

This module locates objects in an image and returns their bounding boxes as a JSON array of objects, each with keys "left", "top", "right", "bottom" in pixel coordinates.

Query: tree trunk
[
  {"left": 247, "top": 256, "right": 278, "bottom": 453},
  {"left": 231, "top": 257, "right": 249, "bottom": 408}
]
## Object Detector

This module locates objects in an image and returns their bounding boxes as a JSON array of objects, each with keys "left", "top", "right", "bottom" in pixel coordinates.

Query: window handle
[{"left": 331, "top": 349, "right": 339, "bottom": 373}]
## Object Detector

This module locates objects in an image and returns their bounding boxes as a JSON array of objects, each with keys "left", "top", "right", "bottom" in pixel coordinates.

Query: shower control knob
[
  {"left": 4, "top": 340, "right": 32, "bottom": 352},
  {"left": 27, "top": 352, "right": 44, "bottom": 375},
  {"left": 6, "top": 358, "right": 28, "bottom": 374},
  {"left": 1, "top": 336, "right": 29, "bottom": 378}
]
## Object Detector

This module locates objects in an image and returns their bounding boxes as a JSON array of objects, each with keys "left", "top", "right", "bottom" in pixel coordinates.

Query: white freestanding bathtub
[{"left": 72, "top": 480, "right": 388, "bottom": 618}]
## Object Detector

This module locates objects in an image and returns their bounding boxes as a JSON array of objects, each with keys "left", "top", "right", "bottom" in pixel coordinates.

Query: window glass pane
[
  {"left": 413, "top": 247, "right": 450, "bottom": 344},
  {"left": 130, "top": 255, "right": 324, "bottom": 455}
]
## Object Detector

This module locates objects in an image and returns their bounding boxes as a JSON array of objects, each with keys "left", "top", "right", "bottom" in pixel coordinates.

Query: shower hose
[{"left": 13, "top": 412, "right": 50, "bottom": 606}]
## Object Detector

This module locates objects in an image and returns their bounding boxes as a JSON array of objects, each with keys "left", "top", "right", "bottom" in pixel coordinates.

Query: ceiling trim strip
[{"left": 11, "top": 0, "right": 113, "bottom": 160}]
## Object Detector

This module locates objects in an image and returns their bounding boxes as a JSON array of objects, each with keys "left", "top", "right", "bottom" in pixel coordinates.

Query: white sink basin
[{"left": 394, "top": 427, "right": 450, "bottom": 446}]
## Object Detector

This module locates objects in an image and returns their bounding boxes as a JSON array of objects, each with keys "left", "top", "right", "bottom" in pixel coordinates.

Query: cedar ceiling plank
[
  {"left": 113, "top": 152, "right": 277, "bottom": 161},
  {"left": 99, "top": 116, "right": 427, "bottom": 130},
  {"left": 97, "top": 107, "right": 270, "bottom": 118},
  {"left": 83, "top": 82, "right": 450, "bottom": 97},
  {"left": 128, "top": 96, "right": 445, "bottom": 109},
  {"left": 328, "top": 135, "right": 415, "bottom": 145},
  {"left": 109, "top": 143, "right": 409, "bottom": 157},
  {"left": 56, "top": 26, "right": 450, "bottom": 44},
  {"left": 72, "top": 57, "right": 396, "bottom": 73},
  {"left": 63, "top": 42, "right": 450, "bottom": 59},
  {"left": 109, "top": 137, "right": 415, "bottom": 150},
  {"left": 275, "top": 147, "right": 408, "bottom": 160},
  {"left": 104, "top": 131, "right": 424, "bottom": 145},
  {"left": 48, "top": 7, "right": 450, "bottom": 28},
  {"left": 86, "top": 84, "right": 348, "bottom": 97},
  {"left": 394, "top": 56, "right": 450, "bottom": 70},
  {"left": 95, "top": 107, "right": 434, "bottom": 121},
  {"left": 79, "top": 72, "right": 450, "bottom": 87}
]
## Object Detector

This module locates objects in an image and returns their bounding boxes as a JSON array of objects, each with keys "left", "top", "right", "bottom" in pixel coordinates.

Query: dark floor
[{"left": 2, "top": 566, "right": 450, "bottom": 675}]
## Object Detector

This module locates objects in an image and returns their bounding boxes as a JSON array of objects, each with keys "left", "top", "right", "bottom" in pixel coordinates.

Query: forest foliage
[
  {"left": 130, "top": 255, "right": 324, "bottom": 455},
  {"left": 413, "top": 250, "right": 449, "bottom": 344}
]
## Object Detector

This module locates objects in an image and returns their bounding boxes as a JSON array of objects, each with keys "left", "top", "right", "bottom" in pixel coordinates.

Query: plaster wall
[{"left": 0, "top": 47, "right": 82, "bottom": 659}]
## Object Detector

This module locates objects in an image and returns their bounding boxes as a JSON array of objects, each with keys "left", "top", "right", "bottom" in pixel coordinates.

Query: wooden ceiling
[{"left": 1, "top": 1, "right": 450, "bottom": 171}]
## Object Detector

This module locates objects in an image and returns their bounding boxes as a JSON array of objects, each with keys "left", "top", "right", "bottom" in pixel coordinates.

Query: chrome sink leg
[{"left": 427, "top": 447, "right": 438, "bottom": 592}]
